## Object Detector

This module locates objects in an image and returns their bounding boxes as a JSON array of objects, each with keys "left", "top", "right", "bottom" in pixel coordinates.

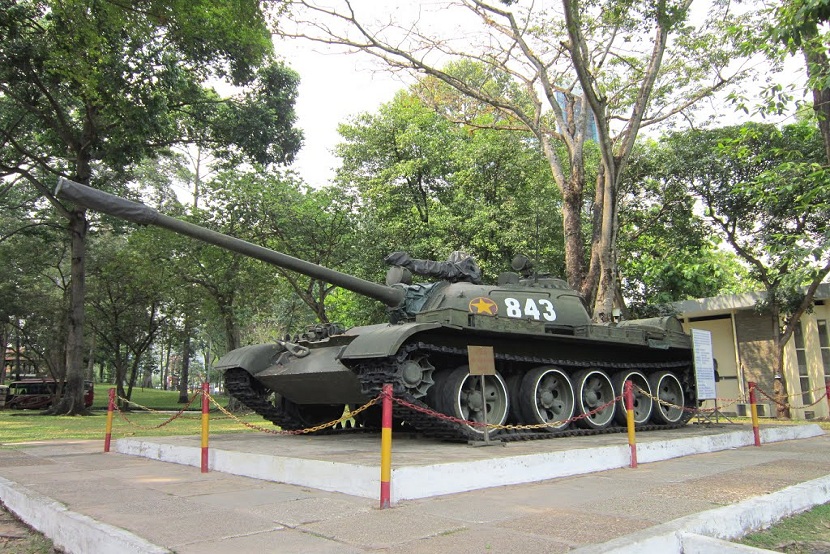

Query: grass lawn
[
  {"left": 0, "top": 385, "right": 275, "bottom": 444},
  {"left": 739, "top": 502, "right": 830, "bottom": 552},
  {"left": 90, "top": 383, "right": 204, "bottom": 410},
  {"left": 0, "top": 409, "right": 269, "bottom": 444}
]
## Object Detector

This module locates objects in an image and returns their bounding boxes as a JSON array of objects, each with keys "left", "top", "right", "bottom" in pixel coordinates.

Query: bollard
[
  {"left": 201, "top": 382, "right": 210, "bottom": 473},
  {"left": 748, "top": 381, "right": 761, "bottom": 447},
  {"left": 380, "top": 384, "right": 393, "bottom": 509},
  {"left": 104, "top": 388, "right": 115, "bottom": 453},
  {"left": 624, "top": 380, "right": 637, "bottom": 468}
]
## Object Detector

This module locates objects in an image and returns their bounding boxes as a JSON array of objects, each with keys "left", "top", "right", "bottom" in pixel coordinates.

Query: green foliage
[
  {"left": 618, "top": 140, "right": 753, "bottom": 316},
  {"left": 86, "top": 228, "right": 173, "bottom": 395},
  {"left": 0, "top": 182, "right": 69, "bottom": 377},
  {"left": 770, "top": 0, "right": 830, "bottom": 49},
  {"left": 335, "top": 89, "right": 564, "bottom": 282},
  {"left": 653, "top": 120, "right": 830, "bottom": 360},
  {"left": 0, "top": 0, "right": 297, "bottom": 178}
]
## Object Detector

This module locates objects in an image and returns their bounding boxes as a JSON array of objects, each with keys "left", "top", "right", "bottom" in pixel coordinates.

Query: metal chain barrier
[
  {"left": 205, "top": 391, "right": 383, "bottom": 435},
  {"left": 115, "top": 393, "right": 197, "bottom": 414},
  {"left": 755, "top": 384, "right": 829, "bottom": 409},
  {"left": 113, "top": 391, "right": 201, "bottom": 430},
  {"left": 389, "top": 390, "right": 623, "bottom": 431},
  {"left": 109, "top": 380, "right": 826, "bottom": 444},
  {"left": 634, "top": 385, "right": 700, "bottom": 414}
]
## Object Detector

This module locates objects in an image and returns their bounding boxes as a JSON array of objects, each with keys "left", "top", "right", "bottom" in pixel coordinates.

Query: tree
[
  {"left": 768, "top": 0, "right": 830, "bottom": 162},
  {"left": 0, "top": 180, "right": 70, "bottom": 384},
  {"left": 278, "top": 0, "right": 751, "bottom": 319},
  {"left": 662, "top": 122, "right": 830, "bottom": 416},
  {"left": 194, "top": 168, "right": 359, "bottom": 328},
  {"left": 0, "top": 0, "right": 302, "bottom": 413},
  {"left": 86, "top": 229, "right": 171, "bottom": 404},
  {"left": 617, "top": 140, "right": 753, "bottom": 317},
  {"left": 335, "top": 88, "right": 563, "bottom": 281}
]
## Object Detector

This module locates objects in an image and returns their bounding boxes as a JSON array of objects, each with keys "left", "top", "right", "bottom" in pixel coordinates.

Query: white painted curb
[
  {"left": 0, "top": 476, "right": 170, "bottom": 554},
  {"left": 572, "top": 473, "right": 830, "bottom": 554},
  {"left": 116, "top": 424, "right": 825, "bottom": 503}
]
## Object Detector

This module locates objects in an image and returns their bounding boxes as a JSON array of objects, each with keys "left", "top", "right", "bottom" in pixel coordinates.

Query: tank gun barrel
[{"left": 55, "top": 178, "right": 406, "bottom": 307}]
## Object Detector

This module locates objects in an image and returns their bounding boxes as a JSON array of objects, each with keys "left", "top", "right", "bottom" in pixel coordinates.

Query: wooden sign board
[{"left": 467, "top": 345, "right": 496, "bottom": 376}]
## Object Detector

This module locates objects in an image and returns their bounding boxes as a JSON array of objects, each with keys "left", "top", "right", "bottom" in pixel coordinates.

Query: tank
[{"left": 56, "top": 178, "right": 697, "bottom": 441}]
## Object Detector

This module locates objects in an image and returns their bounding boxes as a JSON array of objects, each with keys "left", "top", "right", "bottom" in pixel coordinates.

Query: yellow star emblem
[{"left": 469, "top": 297, "right": 498, "bottom": 316}]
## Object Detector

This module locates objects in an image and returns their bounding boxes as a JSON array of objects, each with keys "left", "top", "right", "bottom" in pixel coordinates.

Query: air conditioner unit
[{"left": 735, "top": 403, "right": 774, "bottom": 418}]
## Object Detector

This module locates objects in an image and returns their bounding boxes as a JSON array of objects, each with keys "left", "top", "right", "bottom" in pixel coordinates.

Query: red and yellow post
[
  {"left": 104, "top": 388, "right": 115, "bottom": 453},
  {"left": 201, "top": 382, "right": 210, "bottom": 473},
  {"left": 380, "top": 384, "right": 393, "bottom": 509},
  {"left": 748, "top": 381, "right": 761, "bottom": 447},
  {"left": 624, "top": 380, "right": 637, "bottom": 468}
]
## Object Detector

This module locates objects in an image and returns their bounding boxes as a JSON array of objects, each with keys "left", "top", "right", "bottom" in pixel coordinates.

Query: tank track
[
  {"left": 354, "top": 341, "right": 694, "bottom": 442},
  {"left": 224, "top": 367, "right": 337, "bottom": 434},
  {"left": 224, "top": 340, "right": 694, "bottom": 442}
]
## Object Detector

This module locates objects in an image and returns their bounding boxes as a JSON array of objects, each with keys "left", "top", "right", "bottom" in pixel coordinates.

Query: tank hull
[{"left": 217, "top": 318, "right": 696, "bottom": 441}]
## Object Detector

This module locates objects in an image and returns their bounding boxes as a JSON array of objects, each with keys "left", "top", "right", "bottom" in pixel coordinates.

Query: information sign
[
  {"left": 691, "top": 328, "right": 717, "bottom": 400},
  {"left": 467, "top": 345, "right": 496, "bottom": 376}
]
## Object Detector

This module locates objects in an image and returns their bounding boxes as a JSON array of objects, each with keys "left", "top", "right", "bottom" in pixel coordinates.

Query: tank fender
[
  {"left": 340, "top": 322, "right": 443, "bottom": 359},
  {"left": 215, "top": 343, "right": 284, "bottom": 376}
]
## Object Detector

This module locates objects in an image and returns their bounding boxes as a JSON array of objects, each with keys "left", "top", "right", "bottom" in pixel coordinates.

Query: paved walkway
[{"left": 1, "top": 427, "right": 830, "bottom": 553}]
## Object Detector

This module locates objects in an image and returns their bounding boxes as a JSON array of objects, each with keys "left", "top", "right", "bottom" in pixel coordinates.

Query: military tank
[{"left": 56, "top": 177, "right": 697, "bottom": 441}]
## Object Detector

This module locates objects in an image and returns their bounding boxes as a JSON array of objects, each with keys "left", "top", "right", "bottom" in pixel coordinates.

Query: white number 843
[{"left": 503, "top": 297, "right": 556, "bottom": 321}]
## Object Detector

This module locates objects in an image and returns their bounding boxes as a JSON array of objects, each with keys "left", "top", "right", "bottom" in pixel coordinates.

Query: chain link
[
  {"left": 116, "top": 392, "right": 199, "bottom": 414},
  {"left": 388, "top": 389, "right": 623, "bottom": 431},
  {"left": 205, "top": 391, "right": 383, "bottom": 435},
  {"left": 109, "top": 381, "right": 829, "bottom": 441},
  {"left": 113, "top": 391, "right": 200, "bottom": 430},
  {"left": 754, "top": 384, "right": 829, "bottom": 409}
]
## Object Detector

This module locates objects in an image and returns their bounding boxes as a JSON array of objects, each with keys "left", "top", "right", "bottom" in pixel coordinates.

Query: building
[{"left": 675, "top": 283, "right": 830, "bottom": 419}]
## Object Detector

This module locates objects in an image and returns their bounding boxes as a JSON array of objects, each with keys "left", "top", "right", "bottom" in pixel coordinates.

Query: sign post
[{"left": 467, "top": 345, "right": 500, "bottom": 446}]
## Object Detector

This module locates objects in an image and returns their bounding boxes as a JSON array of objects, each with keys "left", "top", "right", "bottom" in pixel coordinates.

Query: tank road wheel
[
  {"left": 612, "top": 371, "right": 653, "bottom": 426},
  {"left": 648, "top": 371, "right": 686, "bottom": 424},
  {"left": 280, "top": 395, "right": 347, "bottom": 430},
  {"left": 517, "top": 367, "right": 575, "bottom": 432},
  {"left": 438, "top": 366, "right": 509, "bottom": 434},
  {"left": 398, "top": 353, "right": 436, "bottom": 399},
  {"left": 573, "top": 369, "right": 616, "bottom": 429}
]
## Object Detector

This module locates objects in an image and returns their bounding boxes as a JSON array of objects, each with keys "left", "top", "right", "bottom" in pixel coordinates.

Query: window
[
  {"left": 819, "top": 320, "right": 830, "bottom": 385},
  {"left": 795, "top": 323, "right": 812, "bottom": 405}
]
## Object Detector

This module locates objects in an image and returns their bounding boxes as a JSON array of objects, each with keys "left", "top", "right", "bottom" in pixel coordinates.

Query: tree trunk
[
  {"left": 561, "top": 181, "right": 585, "bottom": 293},
  {"left": 770, "top": 303, "right": 792, "bottom": 419},
  {"left": 50, "top": 208, "right": 88, "bottom": 415},
  {"left": 803, "top": 47, "right": 830, "bottom": 163},
  {"left": 222, "top": 305, "right": 246, "bottom": 412},
  {"left": 0, "top": 325, "right": 5, "bottom": 385},
  {"left": 591, "top": 164, "right": 619, "bottom": 322},
  {"left": 178, "top": 320, "right": 192, "bottom": 403},
  {"left": 162, "top": 334, "right": 171, "bottom": 391}
]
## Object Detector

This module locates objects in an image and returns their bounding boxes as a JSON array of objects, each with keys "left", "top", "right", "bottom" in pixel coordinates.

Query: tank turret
[{"left": 56, "top": 177, "right": 697, "bottom": 442}]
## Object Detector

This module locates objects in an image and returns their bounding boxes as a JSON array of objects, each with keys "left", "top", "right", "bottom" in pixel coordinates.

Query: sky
[
  {"left": 271, "top": 1, "right": 804, "bottom": 189},
  {"left": 275, "top": 40, "right": 409, "bottom": 188}
]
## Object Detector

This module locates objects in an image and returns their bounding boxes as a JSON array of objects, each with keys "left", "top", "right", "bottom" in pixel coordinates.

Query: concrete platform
[
  {"left": 2, "top": 423, "right": 830, "bottom": 554},
  {"left": 116, "top": 423, "right": 824, "bottom": 502}
]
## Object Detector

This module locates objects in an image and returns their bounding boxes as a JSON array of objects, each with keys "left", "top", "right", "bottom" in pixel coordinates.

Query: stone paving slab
[{"left": 0, "top": 425, "right": 828, "bottom": 553}]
